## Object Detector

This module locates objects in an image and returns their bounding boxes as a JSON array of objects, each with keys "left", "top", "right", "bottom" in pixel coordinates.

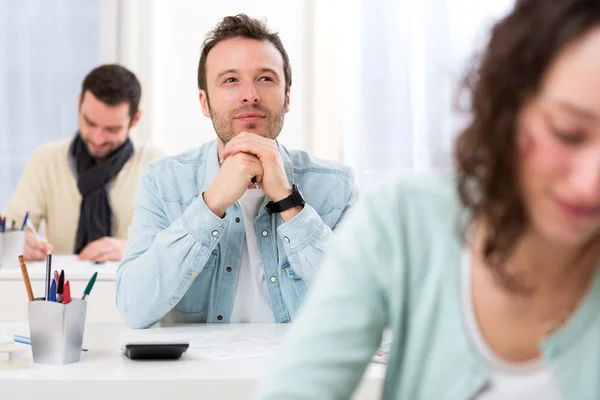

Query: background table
[{"left": 0, "top": 255, "right": 120, "bottom": 322}]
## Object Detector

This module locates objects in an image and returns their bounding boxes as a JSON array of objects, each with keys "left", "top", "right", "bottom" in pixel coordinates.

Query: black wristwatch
[{"left": 266, "top": 184, "right": 306, "bottom": 214}]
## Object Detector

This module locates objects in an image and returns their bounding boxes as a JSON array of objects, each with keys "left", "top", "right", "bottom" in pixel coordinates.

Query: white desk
[
  {"left": 0, "top": 255, "right": 121, "bottom": 322},
  {"left": 0, "top": 322, "right": 385, "bottom": 400}
]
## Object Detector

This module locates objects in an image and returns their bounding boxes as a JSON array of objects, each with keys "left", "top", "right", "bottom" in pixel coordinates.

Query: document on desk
[{"left": 137, "top": 331, "right": 281, "bottom": 361}]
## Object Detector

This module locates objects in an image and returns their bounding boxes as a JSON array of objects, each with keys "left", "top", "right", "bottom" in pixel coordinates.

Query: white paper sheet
[
  {"left": 136, "top": 331, "right": 281, "bottom": 360},
  {"left": 372, "top": 342, "right": 391, "bottom": 364}
]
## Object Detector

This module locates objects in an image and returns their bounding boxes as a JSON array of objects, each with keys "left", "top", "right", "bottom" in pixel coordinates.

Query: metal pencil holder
[{"left": 27, "top": 299, "right": 87, "bottom": 365}]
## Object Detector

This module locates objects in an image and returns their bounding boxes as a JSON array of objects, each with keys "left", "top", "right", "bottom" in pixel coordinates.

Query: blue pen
[
  {"left": 13, "top": 335, "right": 31, "bottom": 345},
  {"left": 21, "top": 212, "right": 29, "bottom": 231},
  {"left": 13, "top": 335, "right": 88, "bottom": 352},
  {"left": 1, "top": 217, "right": 5, "bottom": 233},
  {"left": 49, "top": 278, "right": 57, "bottom": 302}
]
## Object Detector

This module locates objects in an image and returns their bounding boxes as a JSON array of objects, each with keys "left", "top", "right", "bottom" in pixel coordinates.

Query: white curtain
[
  {"left": 313, "top": 0, "right": 515, "bottom": 188},
  {"left": 0, "top": 0, "right": 102, "bottom": 209},
  {"left": 115, "top": 0, "right": 313, "bottom": 155},
  {"left": 106, "top": 0, "right": 516, "bottom": 189}
]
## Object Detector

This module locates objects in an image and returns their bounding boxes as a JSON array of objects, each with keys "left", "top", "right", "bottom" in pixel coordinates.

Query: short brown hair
[
  {"left": 197, "top": 14, "right": 292, "bottom": 95},
  {"left": 81, "top": 64, "right": 141, "bottom": 119},
  {"left": 455, "top": 0, "right": 600, "bottom": 289}
]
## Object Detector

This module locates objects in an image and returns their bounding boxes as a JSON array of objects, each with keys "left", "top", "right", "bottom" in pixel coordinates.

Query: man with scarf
[{"left": 3, "top": 64, "right": 163, "bottom": 262}]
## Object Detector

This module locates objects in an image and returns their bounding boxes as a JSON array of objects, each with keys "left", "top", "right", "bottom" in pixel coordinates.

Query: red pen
[
  {"left": 62, "top": 281, "right": 71, "bottom": 304},
  {"left": 54, "top": 270, "right": 59, "bottom": 284}
]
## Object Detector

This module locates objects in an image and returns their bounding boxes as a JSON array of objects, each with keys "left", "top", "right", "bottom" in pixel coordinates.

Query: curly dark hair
[
  {"left": 197, "top": 14, "right": 292, "bottom": 96},
  {"left": 455, "top": 0, "right": 600, "bottom": 289}
]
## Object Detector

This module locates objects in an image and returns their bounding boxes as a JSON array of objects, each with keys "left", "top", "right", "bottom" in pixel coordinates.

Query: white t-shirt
[
  {"left": 461, "top": 250, "right": 563, "bottom": 400},
  {"left": 229, "top": 188, "right": 274, "bottom": 323}
]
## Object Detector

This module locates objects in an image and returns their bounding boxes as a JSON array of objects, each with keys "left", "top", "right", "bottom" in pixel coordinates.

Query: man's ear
[
  {"left": 130, "top": 110, "right": 142, "bottom": 128},
  {"left": 199, "top": 90, "right": 211, "bottom": 118},
  {"left": 284, "top": 88, "right": 291, "bottom": 113}
]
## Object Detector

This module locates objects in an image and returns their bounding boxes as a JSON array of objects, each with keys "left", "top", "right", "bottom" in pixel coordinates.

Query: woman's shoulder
[{"left": 361, "top": 172, "right": 462, "bottom": 222}]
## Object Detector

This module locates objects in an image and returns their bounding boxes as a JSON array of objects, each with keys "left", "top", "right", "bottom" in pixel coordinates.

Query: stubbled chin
[
  {"left": 89, "top": 149, "right": 112, "bottom": 159},
  {"left": 236, "top": 127, "right": 264, "bottom": 135}
]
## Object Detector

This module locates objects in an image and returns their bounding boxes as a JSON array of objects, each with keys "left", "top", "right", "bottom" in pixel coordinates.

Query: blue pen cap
[{"left": 49, "top": 279, "right": 57, "bottom": 302}]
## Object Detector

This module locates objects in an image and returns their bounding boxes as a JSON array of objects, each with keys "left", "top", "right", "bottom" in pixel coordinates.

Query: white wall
[{"left": 121, "top": 0, "right": 313, "bottom": 156}]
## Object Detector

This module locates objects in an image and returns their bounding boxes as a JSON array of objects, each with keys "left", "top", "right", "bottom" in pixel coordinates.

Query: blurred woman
[{"left": 255, "top": 0, "right": 600, "bottom": 398}]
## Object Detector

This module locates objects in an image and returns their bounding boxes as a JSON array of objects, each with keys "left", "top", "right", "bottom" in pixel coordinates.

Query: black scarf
[{"left": 70, "top": 133, "right": 134, "bottom": 254}]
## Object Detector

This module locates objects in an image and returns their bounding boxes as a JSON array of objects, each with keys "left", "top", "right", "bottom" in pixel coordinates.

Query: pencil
[{"left": 18, "top": 255, "right": 34, "bottom": 301}]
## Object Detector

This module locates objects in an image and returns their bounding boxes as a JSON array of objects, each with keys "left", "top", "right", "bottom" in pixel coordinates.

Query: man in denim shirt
[{"left": 116, "top": 14, "right": 357, "bottom": 328}]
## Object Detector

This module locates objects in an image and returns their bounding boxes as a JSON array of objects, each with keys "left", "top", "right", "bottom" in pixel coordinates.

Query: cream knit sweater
[{"left": 2, "top": 138, "right": 163, "bottom": 254}]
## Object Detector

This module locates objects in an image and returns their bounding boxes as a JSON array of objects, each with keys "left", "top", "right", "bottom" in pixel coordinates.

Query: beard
[
  {"left": 83, "top": 137, "right": 125, "bottom": 159},
  {"left": 209, "top": 102, "right": 286, "bottom": 144}
]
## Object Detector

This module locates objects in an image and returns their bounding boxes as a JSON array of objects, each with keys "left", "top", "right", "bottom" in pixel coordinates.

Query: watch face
[{"left": 293, "top": 185, "right": 306, "bottom": 205}]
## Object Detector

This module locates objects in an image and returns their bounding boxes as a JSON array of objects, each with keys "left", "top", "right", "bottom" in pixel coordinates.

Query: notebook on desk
[
  {"left": 0, "top": 327, "right": 28, "bottom": 370},
  {"left": 0, "top": 327, "right": 16, "bottom": 355}
]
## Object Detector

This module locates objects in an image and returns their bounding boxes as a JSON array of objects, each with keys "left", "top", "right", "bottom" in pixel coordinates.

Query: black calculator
[{"left": 122, "top": 343, "right": 189, "bottom": 360}]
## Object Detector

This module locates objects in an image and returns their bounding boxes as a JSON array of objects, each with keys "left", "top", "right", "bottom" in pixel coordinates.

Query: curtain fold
[
  {"left": 312, "top": 0, "right": 515, "bottom": 188},
  {"left": 0, "top": 0, "right": 100, "bottom": 209}
]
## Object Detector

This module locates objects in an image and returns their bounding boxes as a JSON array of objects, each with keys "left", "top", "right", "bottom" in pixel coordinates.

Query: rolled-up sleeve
[{"left": 276, "top": 177, "right": 358, "bottom": 282}]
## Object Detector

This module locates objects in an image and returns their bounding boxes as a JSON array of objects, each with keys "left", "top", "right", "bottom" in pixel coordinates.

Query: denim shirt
[{"left": 116, "top": 140, "right": 357, "bottom": 328}]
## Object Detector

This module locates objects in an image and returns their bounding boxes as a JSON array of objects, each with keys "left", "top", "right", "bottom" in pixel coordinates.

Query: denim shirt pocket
[
  {"left": 282, "top": 261, "right": 308, "bottom": 303},
  {"left": 172, "top": 248, "right": 220, "bottom": 320}
]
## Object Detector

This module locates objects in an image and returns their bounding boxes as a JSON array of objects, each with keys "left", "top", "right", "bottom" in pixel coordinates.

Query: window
[{"left": 0, "top": 0, "right": 109, "bottom": 209}]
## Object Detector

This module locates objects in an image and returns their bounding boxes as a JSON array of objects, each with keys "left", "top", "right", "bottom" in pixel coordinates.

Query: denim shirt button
[
  {"left": 261, "top": 230, "right": 269, "bottom": 237},
  {"left": 284, "top": 236, "right": 290, "bottom": 243},
  {"left": 191, "top": 271, "right": 198, "bottom": 277},
  {"left": 212, "top": 230, "right": 219, "bottom": 237},
  {"left": 226, "top": 266, "right": 232, "bottom": 272},
  {"left": 270, "top": 276, "right": 277, "bottom": 283},
  {"left": 217, "top": 315, "right": 223, "bottom": 321}
]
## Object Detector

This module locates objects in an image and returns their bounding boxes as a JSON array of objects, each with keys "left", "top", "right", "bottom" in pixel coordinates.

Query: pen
[
  {"left": 57, "top": 270, "right": 64, "bottom": 303},
  {"left": 63, "top": 281, "right": 71, "bottom": 304},
  {"left": 11, "top": 220, "right": 16, "bottom": 231},
  {"left": 18, "top": 255, "right": 34, "bottom": 301},
  {"left": 49, "top": 278, "right": 57, "bottom": 302},
  {"left": 13, "top": 335, "right": 88, "bottom": 352},
  {"left": 13, "top": 335, "right": 31, "bottom": 345},
  {"left": 45, "top": 251, "right": 52, "bottom": 302},
  {"left": 1, "top": 217, "right": 5, "bottom": 233},
  {"left": 82, "top": 272, "right": 98, "bottom": 300},
  {"left": 54, "top": 270, "right": 59, "bottom": 284},
  {"left": 20, "top": 212, "right": 29, "bottom": 231},
  {"left": 26, "top": 219, "right": 42, "bottom": 242}
]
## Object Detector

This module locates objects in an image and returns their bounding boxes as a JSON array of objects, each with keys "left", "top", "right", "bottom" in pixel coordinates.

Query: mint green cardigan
[{"left": 255, "top": 174, "right": 600, "bottom": 400}]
